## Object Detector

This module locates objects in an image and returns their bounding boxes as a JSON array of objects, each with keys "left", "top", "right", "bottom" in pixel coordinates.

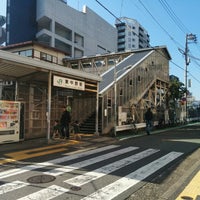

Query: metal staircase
[{"left": 79, "top": 112, "right": 102, "bottom": 134}]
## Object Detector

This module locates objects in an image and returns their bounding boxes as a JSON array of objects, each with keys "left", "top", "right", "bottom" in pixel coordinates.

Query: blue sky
[{"left": 1, "top": 0, "right": 200, "bottom": 100}]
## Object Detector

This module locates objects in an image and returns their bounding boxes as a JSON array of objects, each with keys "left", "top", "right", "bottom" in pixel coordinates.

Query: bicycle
[{"left": 129, "top": 119, "right": 138, "bottom": 135}]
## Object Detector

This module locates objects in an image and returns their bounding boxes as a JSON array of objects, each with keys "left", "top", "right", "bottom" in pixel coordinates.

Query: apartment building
[
  {"left": 6, "top": 0, "right": 117, "bottom": 58},
  {"left": 0, "top": 15, "right": 6, "bottom": 45},
  {"left": 115, "top": 17, "right": 150, "bottom": 52}
]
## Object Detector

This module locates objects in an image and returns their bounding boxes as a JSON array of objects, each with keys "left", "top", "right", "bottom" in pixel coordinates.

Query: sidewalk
[
  {"left": 0, "top": 122, "right": 196, "bottom": 154},
  {"left": 0, "top": 133, "right": 118, "bottom": 154}
]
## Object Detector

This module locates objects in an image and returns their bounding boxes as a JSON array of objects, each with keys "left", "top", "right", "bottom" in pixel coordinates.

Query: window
[
  {"left": 107, "top": 98, "right": 111, "bottom": 107},
  {"left": 17, "top": 49, "right": 33, "bottom": 57},
  {"left": 40, "top": 52, "right": 52, "bottom": 62},
  {"left": 55, "top": 22, "right": 72, "bottom": 41},
  {"left": 74, "top": 33, "right": 84, "bottom": 47},
  {"left": 120, "top": 87, "right": 123, "bottom": 96}
]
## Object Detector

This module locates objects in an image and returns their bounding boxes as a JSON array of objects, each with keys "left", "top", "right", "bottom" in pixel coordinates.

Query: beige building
[
  {"left": 0, "top": 42, "right": 101, "bottom": 143},
  {"left": 64, "top": 46, "right": 171, "bottom": 134},
  {"left": 0, "top": 42, "right": 171, "bottom": 142}
]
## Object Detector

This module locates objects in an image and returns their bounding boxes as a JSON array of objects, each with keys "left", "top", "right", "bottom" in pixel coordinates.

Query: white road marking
[
  {"left": 17, "top": 185, "right": 68, "bottom": 200},
  {"left": 64, "top": 148, "right": 159, "bottom": 186},
  {"left": 0, "top": 145, "right": 119, "bottom": 179},
  {"left": 81, "top": 151, "right": 183, "bottom": 200},
  {"left": 44, "top": 146, "right": 138, "bottom": 176},
  {"left": 0, "top": 181, "right": 29, "bottom": 195}
]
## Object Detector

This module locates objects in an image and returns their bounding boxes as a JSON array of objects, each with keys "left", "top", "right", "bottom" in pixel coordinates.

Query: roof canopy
[{"left": 0, "top": 50, "right": 101, "bottom": 83}]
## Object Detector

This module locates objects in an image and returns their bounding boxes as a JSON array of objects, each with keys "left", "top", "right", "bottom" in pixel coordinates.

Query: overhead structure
[{"left": 63, "top": 46, "right": 171, "bottom": 134}]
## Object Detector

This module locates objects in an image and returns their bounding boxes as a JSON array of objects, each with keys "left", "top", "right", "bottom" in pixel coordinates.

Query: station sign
[{"left": 53, "top": 75, "right": 85, "bottom": 91}]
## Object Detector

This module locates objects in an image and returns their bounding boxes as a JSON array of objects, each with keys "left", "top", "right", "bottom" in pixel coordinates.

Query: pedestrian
[
  {"left": 60, "top": 106, "right": 71, "bottom": 139},
  {"left": 145, "top": 108, "right": 153, "bottom": 135}
]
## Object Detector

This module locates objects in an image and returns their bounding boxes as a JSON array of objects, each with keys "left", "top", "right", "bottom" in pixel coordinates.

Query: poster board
[{"left": 0, "top": 100, "right": 21, "bottom": 143}]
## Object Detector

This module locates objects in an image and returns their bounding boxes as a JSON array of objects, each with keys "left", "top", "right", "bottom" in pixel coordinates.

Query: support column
[
  {"left": 47, "top": 71, "right": 52, "bottom": 141},
  {"left": 95, "top": 82, "right": 99, "bottom": 136},
  {"left": 15, "top": 80, "right": 18, "bottom": 101}
]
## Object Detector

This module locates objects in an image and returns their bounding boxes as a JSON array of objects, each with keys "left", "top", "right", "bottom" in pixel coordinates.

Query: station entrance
[{"left": 0, "top": 50, "right": 100, "bottom": 143}]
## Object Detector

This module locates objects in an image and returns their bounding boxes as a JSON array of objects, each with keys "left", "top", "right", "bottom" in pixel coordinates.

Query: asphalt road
[{"left": 0, "top": 123, "right": 200, "bottom": 200}]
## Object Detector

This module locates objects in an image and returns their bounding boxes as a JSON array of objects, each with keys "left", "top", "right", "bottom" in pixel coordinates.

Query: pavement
[
  {"left": 1, "top": 124, "right": 200, "bottom": 199},
  {"left": 0, "top": 125, "right": 177, "bottom": 153},
  {"left": 0, "top": 124, "right": 193, "bottom": 158},
  {"left": 0, "top": 133, "right": 118, "bottom": 154}
]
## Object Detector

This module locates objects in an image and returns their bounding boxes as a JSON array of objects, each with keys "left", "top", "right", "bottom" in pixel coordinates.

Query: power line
[
  {"left": 95, "top": 0, "right": 120, "bottom": 21},
  {"left": 159, "top": 0, "right": 190, "bottom": 34},
  {"left": 95, "top": 0, "right": 181, "bottom": 63},
  {"left": 120, "top": 0, "right": 124, "bottom": 17},
  {"left": 158, "top": 0, "right": 200, "bottom": 68},
  {"left": 137, "top": 0, "right": 200, "bottom": 87},
  {"left": 95, "top": 0, "right": 200, "bottom": 88},
  {"left": 137, "top": 0, "right": 184, "bottom": 49}
]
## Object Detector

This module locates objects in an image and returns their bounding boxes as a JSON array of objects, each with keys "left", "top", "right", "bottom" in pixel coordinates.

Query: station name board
[{"left": 53, "top": 75, "right": 85, "bottom": 91}]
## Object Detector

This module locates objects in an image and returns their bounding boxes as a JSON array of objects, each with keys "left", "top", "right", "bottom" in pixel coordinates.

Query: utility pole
[{"left": 184, "top": 33, "right": 197, "bottom": 121}]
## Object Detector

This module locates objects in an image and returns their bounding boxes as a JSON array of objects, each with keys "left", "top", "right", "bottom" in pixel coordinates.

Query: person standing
[
  {"left": 60, "top": 106, "right": 71, "bottom": 139},
  {"left": 145, "top": 108, "right": 153, "bottom": 135}
]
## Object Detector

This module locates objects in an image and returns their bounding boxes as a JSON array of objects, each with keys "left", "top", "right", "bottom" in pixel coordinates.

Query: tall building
[
  {"left": 0, "top": 15, "right": 6, "bottom": 45},
  {"left": 6, "top": 0, "right": 117, "bottom": 58},
  {"left": 115, "top": 17, "right": 150, "bottom": 52}
]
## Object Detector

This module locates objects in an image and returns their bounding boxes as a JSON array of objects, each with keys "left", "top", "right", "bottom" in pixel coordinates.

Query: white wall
[{"left": 36, "top": 0, "right": 117, "bottom": 57}]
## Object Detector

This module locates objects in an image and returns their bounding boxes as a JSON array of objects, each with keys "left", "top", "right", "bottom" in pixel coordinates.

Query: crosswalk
[{"left": 0, "top": 145, "right": 183, "bottom": 200}]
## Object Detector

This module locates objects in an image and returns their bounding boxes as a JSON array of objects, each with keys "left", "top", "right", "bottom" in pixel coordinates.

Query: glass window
[{"left": 18, "top": 49, "right": 33, "bottom": 57}]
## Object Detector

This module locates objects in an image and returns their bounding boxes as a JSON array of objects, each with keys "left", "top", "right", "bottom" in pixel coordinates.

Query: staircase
[{"left": 79, "top": 112, "right": 102, "bottom": 134}]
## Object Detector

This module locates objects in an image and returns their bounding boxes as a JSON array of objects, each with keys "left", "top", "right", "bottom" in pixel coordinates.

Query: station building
[
  {"left": 0, "top": 41, "right": 101, "bottom": 143},
  {"left": 0, "top": 42, "right": 171, "bottom": 143},
  {"left": 64, "top": 46, "right": 171, "bottom": 134}
]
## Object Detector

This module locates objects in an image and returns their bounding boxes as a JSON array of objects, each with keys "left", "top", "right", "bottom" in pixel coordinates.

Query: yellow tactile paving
[
  {"left": 176, "top": 170, "right": 200, "bottom": 200},
  {"left": 0, "top": 139, "right": 80, "bottom": 164}
]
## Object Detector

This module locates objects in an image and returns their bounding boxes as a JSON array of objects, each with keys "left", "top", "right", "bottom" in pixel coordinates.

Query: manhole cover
[
  {"left": 27, "top": 175, "right": 56, "bottom": 184},
  {"left": 70, "top": 186, "right": 81, "bottom": 191}
]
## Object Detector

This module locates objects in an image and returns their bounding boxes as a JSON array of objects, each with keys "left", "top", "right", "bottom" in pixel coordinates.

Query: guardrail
[{"left": 116, "top": 121, "right": 159, "bottom": 132}]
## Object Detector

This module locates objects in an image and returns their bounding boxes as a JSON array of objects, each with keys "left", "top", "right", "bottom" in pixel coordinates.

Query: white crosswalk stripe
[
  {"left": 0, "top": 146, "right": 183, "bottom": 200},
  {"left": 44, "top": 146, "right": 138, "bottom": 176},
  {"left": 17, "top": 185, "right": 69, "bottom": 200},
  {"left": 0, "top": 145, "right": 119, "bottom": 179},
  {"left": 0, "top": 181, "right": 29, "bottom": 195},
  {"left": 64, "top": 148, "right": 159, "bottom": 186},
  {"left": 81, "top": 151, "right": 183, "bottom": 200}
]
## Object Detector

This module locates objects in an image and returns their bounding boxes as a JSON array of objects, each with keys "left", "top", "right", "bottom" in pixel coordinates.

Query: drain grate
[
  {"left": 181, "top": 196, "right": 193, "bottom": 200},
  {"left": 27, "top": 175, "right": 56, "bottom": 184}
]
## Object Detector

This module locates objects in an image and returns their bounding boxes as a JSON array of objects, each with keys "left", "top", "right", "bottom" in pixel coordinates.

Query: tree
[
  {"left": 168, "top": 75, "right": 186, "bottom": 123},
  {"left": 169, "top": 75, "right": 186, "bottom": 102}
]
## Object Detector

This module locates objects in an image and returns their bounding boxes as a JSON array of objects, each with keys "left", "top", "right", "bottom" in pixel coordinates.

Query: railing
[{"left": 116, "top": 121, "right": 159, "bottom": 132}]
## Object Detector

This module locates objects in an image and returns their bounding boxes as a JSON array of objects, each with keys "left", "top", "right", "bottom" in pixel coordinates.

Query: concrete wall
[{"left": 36, "top": 0, "right": 117, "bottom": 57}]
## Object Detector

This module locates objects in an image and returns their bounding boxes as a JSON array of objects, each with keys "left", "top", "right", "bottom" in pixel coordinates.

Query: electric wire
[
  {"left": 95, "top": 0, "right": 200, "bottom": 91},
  {"left": 158, "top": 0, "right": 200, "bottom": 71},
  {"left": 159, "top": 0, "right": 191, "bottom": 34},
  {"left": 135, "top": 0, "right": 200, "bottom": 86},
  {"left": 95, "top": 0, "right": 185, "bottom": 72}
]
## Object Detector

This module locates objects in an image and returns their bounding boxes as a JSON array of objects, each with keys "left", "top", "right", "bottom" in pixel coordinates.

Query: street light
[{"left": 114, "top": 64, "right": 132, "bottom": 137}]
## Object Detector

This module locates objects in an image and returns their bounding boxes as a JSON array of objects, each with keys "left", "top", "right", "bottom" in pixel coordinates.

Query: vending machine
[{"left": 0, "top": 100, "right": 23, "bottom": 144}]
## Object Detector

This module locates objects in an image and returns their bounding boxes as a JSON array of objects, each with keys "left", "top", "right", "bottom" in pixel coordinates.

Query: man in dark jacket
[
  {"left": 60, "top": 106, "right": 71, "bottom": 139},
  {"left": 144, "top": 108, "right": 153, "bottom": 135}
]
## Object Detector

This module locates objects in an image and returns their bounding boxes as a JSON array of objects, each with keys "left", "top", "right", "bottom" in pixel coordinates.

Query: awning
[{"left": 0, "top": 50, "right": 102, "bottom": 82}]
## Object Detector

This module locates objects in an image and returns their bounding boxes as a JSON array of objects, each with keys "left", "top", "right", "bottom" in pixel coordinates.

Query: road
[{"left": 0, "top": 123, "right": 200, "bottom": 200}]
